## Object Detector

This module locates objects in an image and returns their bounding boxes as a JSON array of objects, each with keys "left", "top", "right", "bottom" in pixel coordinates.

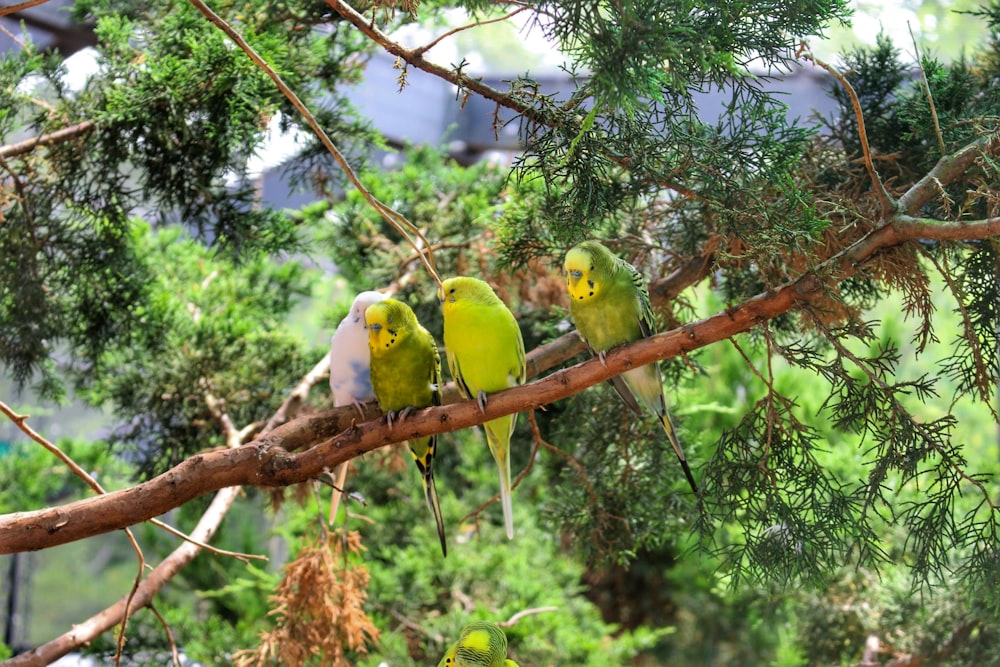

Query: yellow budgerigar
[
  {"left": 366, "top": 298, "right": 448, "bottom": 557},
  {"left": 439, "top": 277, "right": 526, "bottom": 539},
  {"left": 564, "top": 240, "right": 699, "bottom": 494},
  {"left": 437, "top": 621, "right": 519, "bottom": 667}
]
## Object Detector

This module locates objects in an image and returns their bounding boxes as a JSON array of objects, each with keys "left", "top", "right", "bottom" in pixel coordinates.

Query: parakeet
[
  {"left": 439, "top": 277, "right": 526, "bottom": 540},
  {"left": 328, "top": 290, "right": 388, "bottom": 523},
  {"left": 437, "top": 621, "right": 519, "bottom": 667},
  {"left": 366, "top": 298, "right": 448, "bottom": 557},
  {"left": 564, "top": 240, "right": 699, "bottom": 495}
]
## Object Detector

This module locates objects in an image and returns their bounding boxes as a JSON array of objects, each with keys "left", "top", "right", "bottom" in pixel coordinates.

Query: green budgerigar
[
  {"left": 437, "top": 621, "right": 519, "bottom": 667},
  {"left": 439, "top": 277, "right": 526, "bottom": 539},
  {"left": 366, "top": 298, "right": 448, "bottom": 556},
  {"left": 564, "top": 240, "right": 699, "bottom": 494}
]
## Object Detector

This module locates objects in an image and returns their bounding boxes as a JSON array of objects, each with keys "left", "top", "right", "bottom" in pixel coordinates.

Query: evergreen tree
[{"left": 2, "top": 0, "right": 1000, "bottom": 664}]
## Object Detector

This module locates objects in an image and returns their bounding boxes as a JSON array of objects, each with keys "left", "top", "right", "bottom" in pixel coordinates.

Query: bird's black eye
[{"left": 450, "top": 288, "right": 456, "bottom": 294}]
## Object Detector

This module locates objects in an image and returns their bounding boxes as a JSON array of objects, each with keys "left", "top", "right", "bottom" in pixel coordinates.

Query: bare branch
[
  {"left": 188, "top": 0, "right": 443, "bottom": 287},
  {"left": 0, "top": 121, "right": 96, "bottom": 159},
  {"left": 798, "top": 43, "right": 896, "bottom": 218},
  {"left": 325, "top": 0, "right": 542, "bottom": 122},
  {"left": 413, "top": 7, "right": 529, "bottom": 58},
  {"left": 323, "top": 0, "right": 698, "bottom": 199},
  {"left": 4, "top": 364, "right": 317, "bottom": 664},
  {"left": 908, "top": 22, "right": 946, "bottom": 158},
  {"left": 0, "top": 0, "right": 50, "bottom": 20},
  {"left": 501, "top": 606, "right": 559, "bottom": 627},
  {"left": 0, "top": 401, "right": 151, "bottom": 667},
  {"left": 897, "top": 132, "right": 1000, "bottom": 214},
  {"left": 7, "top": 486, "right": 244, "bottom": 667}
]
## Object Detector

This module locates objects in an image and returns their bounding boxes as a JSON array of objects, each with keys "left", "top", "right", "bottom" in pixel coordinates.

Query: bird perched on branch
[
  {"left": 439, "top": 277, "right": 526, "bottom": 539},
  {"left": 328, "top": 289, "right": 387, "bottom": 523},
  {"left": 563, "top": 240, "right": 699, "bottom": 495},
  {"left": 366, "top": 298, "right": 448, "bottom": 557},
  {"left": 437, "top": 621, "right": 519, "bottom": 667}
]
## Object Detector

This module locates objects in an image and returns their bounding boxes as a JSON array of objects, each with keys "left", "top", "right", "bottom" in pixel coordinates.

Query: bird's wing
[
  {"left": 627, "top": 261, "right": 656, "bottom": 339},
  {"left": 430, "top": 335, "right": 443, "bottom": 407},
  {"left": 608, "top": 374, "right": 644, "bottom": 415},
  {"left": 446, "top": 346, "right": 474, "bottom": 400}
]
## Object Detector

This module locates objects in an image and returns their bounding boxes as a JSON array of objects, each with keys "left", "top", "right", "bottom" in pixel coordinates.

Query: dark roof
[{"left": 1, "top": 0, "right": 96, "bottom": 56}]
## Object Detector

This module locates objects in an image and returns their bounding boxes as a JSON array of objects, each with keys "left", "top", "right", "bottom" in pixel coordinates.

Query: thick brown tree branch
[
  {"left": 4, "top": 212, "right": 999, "bottom": 555},
  {"left": 0, "top": 121, "right": 95, "bottom": 159},
  {"left": 897, "top": 132, "right": 1000, "bottom": 214},
  {"left": 4, "top": 360, "right": 332, "bottom": 666}
]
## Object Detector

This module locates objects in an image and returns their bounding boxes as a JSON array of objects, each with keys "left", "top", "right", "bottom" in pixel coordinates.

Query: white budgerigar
[{"left": 327, "top": 289, "right": 388, "bottom": 522}]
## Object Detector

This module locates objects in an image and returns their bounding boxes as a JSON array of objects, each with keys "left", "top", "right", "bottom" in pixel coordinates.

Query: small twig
[
  {"left": 500, "top": 606, "right": 559, "bottom": 627},
  {"left": 526, "top": 410, "right": 599, "bottom": 508},
  {"left": 148, "top": 517, "right": 267, "bottom": 563},
  {"left": 0, "top": 19, "right": 27, "bottom": 48},
  {"left": 188, "top": 0, "right": 442, "bottom": 287},
  {"left": 381, "top": 605, "right": 444, "bottom": 643},
  {"left": 0, "top": 120, "right": 96, "bottom": 160},
  {"left": 324, "top": 0, "right": 698, "bottom": 200},
  {"left": 0, "top": 0, "right": 50, "bottom": 19},
  {"left": 798, "top": 42, "right": 896, "bottom": 218},
  {"left": 908, "top": 22, "right": 946, "bottom": 157},
  {"left": 262, "top": 353, "right": 333, "bottom": 433},
  {"left": 147, "top": 603, "right": 182, "bottom": 667},
  {"left": 413, "top": 7, "right": 529, "bottom": 57}
]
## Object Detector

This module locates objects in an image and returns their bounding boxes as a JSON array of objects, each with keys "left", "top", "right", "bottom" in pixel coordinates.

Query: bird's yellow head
[
  {"left": 460, "top": 627, "right": 493, "bottom": 654},
  {"left": 564, "top": 243, "right": 603, "bottom": 303},
  {"left": 439, "top": 276, "right": 496, "bottom": 316},
  {"left": 365, "top": 299, "right": 412, "bottom": 357}
]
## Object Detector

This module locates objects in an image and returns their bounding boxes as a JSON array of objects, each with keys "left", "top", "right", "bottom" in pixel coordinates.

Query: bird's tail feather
[
  {"left": 660, "top": 414, "right": 699, "bottom": 495},
  {"left": 485, "top": 418, "right": 515, "bottom": 539},
  {"left": 422, "top": 468, "right": 448, "bottom": 557},
  {"left": 327, "top": 462, "right": 350, "bottom": 524}
]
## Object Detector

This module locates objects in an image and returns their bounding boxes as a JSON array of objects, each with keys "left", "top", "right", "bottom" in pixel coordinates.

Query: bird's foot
[
  {"left": 385, "top": 409, "right": 396, "bottom": 430},
  {"left": 598, "top": 350, "right": 609, "bottom": 368},
  {"left": 476, "top": 390, "right": 488, "bottom": 414},
  {"left": 351, "top": 399, "right": 367, "bottom": 421}
]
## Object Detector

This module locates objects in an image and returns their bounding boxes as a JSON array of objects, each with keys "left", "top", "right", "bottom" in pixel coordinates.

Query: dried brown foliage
[{"left": 234, "top": 530, "right": 380, "bottom": 667}]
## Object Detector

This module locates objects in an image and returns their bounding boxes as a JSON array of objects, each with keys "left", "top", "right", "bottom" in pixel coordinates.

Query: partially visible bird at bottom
[
  {"left": 439, "top": 276, "right": 526, "bottom": 540},
  {"left": 563, "top": 240, "right": 699, "bottom": 495},
  {"left": 328, "top": 289, "right": 388, "bottom": 523},
  {"left": 366, "top": 298, "right": 448, "bottom": 557},
  {"left": 437, "top": 621, "right": 519, "bottom": 667}
]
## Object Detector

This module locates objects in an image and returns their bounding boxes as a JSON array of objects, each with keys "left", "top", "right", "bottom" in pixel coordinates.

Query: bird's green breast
[
  {"left": 568, "top": 272, "right": 643, "bottom": 351},
  {"left": 443, "top": 301, "right": 522, "bottom": 393},
  {"left": 370, "top": 333, "right": 436, "bottom": 412}
]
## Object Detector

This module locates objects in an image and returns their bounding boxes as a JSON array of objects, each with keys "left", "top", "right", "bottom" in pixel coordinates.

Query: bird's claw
[
  {"left": 598, "top": 350, "right": 609, "bottom": 368},
  {"left": 385, "top": 410, "right": 396, "bottom": 430},
  {"left": 351, "top": 399, "right": 366, "bottom": 421},
  {"left": 476, "top": 391, "right": 488, "bottom": 414}
]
